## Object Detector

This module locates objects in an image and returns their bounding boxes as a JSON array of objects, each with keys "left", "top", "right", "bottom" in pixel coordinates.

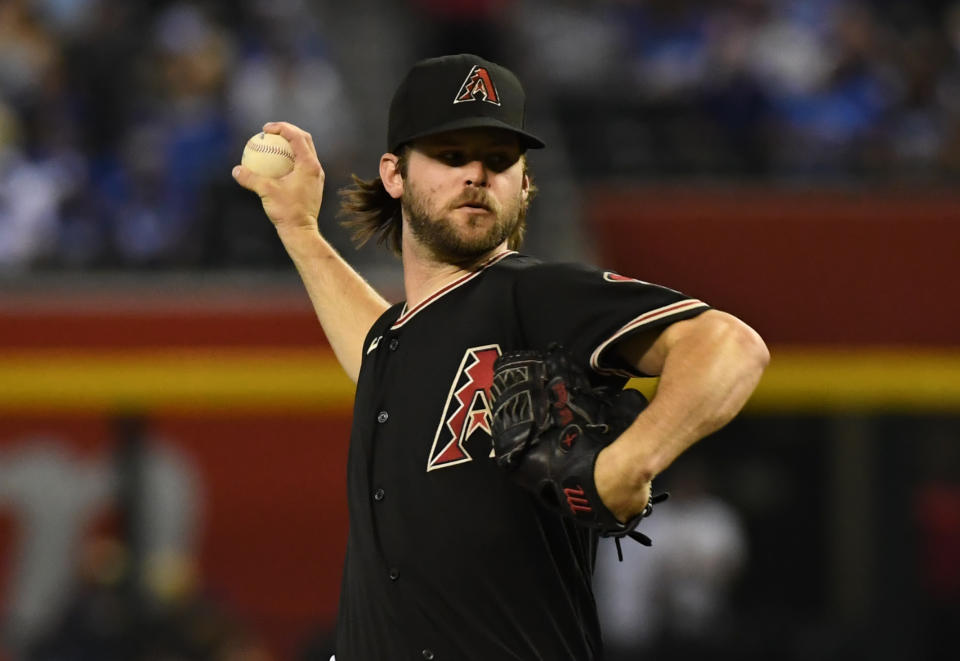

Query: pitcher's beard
[{"left": 403, "top": 188, "right": 522, "bottom": 269}]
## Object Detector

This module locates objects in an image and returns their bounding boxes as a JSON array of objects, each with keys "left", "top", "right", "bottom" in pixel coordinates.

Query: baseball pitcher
[{"left": 233, "top": 54, "right": 769, "bottom": 661}]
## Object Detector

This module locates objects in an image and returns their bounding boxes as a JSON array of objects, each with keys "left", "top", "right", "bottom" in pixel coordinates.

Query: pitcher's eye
[
  {"left": 485, "top": 152, "right": 518, "bottom": 172},
  {"left": 437, "top": 150, "right": 467, "bottom": 166}
]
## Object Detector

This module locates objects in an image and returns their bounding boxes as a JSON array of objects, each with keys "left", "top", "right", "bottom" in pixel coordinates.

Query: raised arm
[
  {"left": 595, "top": 309, "right": 770, "bottom": 520},
  {"left": 232, "top": 122, "right": 390, "bottom": 383}
]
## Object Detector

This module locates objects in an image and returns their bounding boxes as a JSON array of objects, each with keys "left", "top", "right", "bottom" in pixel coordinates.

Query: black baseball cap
[{"left": 387, "top": 53, "right": 545, "bottom": 153}]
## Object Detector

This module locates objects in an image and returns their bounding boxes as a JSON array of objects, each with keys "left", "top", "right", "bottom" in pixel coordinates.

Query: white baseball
[{"left": 241, "top": 132, "right": 295, "bottom": 177}]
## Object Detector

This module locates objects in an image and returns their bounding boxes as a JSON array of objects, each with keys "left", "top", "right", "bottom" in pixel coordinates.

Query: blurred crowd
[{"left": 1, "top": 0, "right": 959, "bottom": 272}]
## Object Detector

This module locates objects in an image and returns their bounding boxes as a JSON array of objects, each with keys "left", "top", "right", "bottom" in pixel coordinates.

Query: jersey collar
[{"left": 391, "top": 250, "right": 516, "bottom": 330}]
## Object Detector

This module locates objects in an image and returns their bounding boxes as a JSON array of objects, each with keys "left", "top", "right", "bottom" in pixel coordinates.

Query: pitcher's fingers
[
  {"left": 232, "top": 164, "right": 269, "bottom": 194},
  {"left": 264, "top": 121, "right": 318, "bottom": 160}
]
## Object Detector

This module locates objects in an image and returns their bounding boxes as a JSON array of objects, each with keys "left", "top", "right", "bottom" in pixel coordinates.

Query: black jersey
[{"left": 335, "top": 252, "right": 709, "bottom": 660}]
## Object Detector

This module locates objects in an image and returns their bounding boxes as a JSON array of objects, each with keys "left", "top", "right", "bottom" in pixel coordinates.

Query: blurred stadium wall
[
  {"left": 0, "top": 281, "right": 354, "bottom": 659},
  {"left": 2, "top": 0, "right": 960, "bottom": 658},
  {"left": 1, "top": 188, "right": 957, "bottom": 659}
]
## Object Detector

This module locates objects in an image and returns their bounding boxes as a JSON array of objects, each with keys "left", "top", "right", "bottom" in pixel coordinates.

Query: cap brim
[{"left": 391, "top": 117, "right": 545, "bottom": 153}]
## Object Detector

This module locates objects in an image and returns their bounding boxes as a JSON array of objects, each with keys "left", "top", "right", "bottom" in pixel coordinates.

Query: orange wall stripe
[
  {"left": 1, "top": 347, "right": 959, "bottom": 414},
  {"left": 0, "top": 348, "right": 354, "bottom": 414},
  {"left": 628, "top": 347, "right": 960, "bottom": 413},
  {"left": 742, "top": 347, "right": 960, "bottom": 413}
]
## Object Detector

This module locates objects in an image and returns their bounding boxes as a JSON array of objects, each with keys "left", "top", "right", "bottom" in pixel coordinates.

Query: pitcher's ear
[{"left": 380, "top": 153, "right": 404, "bottom": 200}]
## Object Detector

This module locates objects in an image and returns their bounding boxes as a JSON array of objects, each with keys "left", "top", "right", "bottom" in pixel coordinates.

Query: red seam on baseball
[{"left": 249, "top": 142, "right": 294, "bottom": 162}]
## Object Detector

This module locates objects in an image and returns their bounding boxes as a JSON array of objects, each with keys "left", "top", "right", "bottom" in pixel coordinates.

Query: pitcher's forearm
[
  {"left": 595, "top": 313, "right": 768, "bottom": 520},
  {"left": 230, "top": 123, "right": 390, "bottom": 381},
  {"left": 279, "top": 227, "right": 390, "bottom": 382},
  {"left": 623, "top": 313, "right": 768, "bottom": 481}
]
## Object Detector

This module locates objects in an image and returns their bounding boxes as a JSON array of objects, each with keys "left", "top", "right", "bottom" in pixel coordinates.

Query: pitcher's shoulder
[{"left": 487, "top": 253, "right": 608, "bottom": 287}]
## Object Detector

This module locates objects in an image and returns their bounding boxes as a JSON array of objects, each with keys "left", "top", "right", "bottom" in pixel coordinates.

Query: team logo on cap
[{"left": 453, "top": 65, "right": 501, "bottom": 106}]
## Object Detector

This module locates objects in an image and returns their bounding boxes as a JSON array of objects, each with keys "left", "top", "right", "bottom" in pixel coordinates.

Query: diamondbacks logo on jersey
[
  {"left": 427, "top": 344, "right": 501, "bottom": 471},
  {"left": 453, "top": 65, "right": 501, "bottom": 106}
]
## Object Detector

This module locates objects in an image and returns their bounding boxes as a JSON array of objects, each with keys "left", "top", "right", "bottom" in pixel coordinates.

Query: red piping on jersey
[
  {"left": 391, "top": 251, "right": 516, "bottom": 329},
  {"left": 589, "top": 299, "right": 708, "bottom": 377}
]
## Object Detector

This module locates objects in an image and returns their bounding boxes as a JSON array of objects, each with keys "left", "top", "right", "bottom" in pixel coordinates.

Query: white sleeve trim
[{"left": 589, "top": 299, "right": 709, "bottom": 377}]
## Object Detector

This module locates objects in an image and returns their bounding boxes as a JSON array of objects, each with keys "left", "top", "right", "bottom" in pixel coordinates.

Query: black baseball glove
[{"left": 490, "top": 343, "right": 667, "bottom": 559}]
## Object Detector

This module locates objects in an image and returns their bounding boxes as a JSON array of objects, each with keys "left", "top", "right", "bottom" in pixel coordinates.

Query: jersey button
[
  {"left": 421, "top": 650, "right": 435, "bottom": 660},
  {"left": 373, "top": 488, "right": 385, "bottom": 501},
  {"left": 388, "top": 567, "right": 400, "bottom": 581},
  {"left": 377, "top": 411, "right": 389, "bottom": 423},
  {"left": 388, "top": 338, "right": 399, "bottom": 351}
]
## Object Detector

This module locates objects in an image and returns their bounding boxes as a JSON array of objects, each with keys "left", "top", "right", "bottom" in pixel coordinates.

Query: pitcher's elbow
[{"left": 713, "top": 311, "right": 770, "bottom": 375}]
